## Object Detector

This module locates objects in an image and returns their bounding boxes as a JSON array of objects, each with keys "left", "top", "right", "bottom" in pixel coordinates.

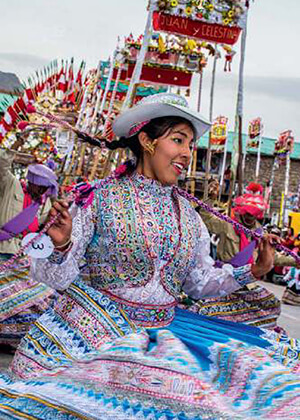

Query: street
[{"left": 258, "top": 280, "right": 300, "bottom": 338}]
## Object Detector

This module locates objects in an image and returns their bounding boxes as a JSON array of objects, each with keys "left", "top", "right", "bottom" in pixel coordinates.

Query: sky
[{"left": 1, "top": 0, "right": 300, "bottom": 139}]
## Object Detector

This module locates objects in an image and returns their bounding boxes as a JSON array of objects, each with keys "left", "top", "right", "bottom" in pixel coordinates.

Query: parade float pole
[
  {"left": 219, "top": 134, "right": 229, "bottom": 200},
  {"left": 76, "top": 63, "right": 104, "bottom": 176},
  {"left": 88, "top": 51, "right": 118, "bottom": 180},
  {"left": 121, "top": 0, "right": 155, "bottom": 110},
  {"left": 204, "top": 46, "right": 218, "bottom": 200},
  {"left": 255, "top": 131, "right": 263, "bottom": 181},
  {"left": 281, "top": 151, "right": 291, "bottom": 226},
  {"left": 228, "top": 8, "right": 248, "bottom": 213},
  {"left": 99, "top": 51, "right": 117, "bottom": 117},
  {"left": 89, "top": 61, "right": 123, "bottom": 180},
  {"left": 267, "top": 157, "right": 278, "bottom": 217},
  {"left": 190, "top": 70, "right": 203, "bottom": 195},
  {"left": 297, "top": 174, "right": 300, "bottom": 210},
  {"left": 242, "top": 139, "right": 247, "bottom": 174}
]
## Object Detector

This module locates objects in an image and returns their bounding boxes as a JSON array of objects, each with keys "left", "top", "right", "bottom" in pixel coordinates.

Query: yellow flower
[
  {"left": 223, "top": 18, "right": 230, "bottom": 25},
  {"left": 170, "top": 0, "right": 178, "bottom": 7},
  {"left": 228, "top": 9, "right": 234, "bottom": 18},
  {"left": 208, "top": 3, "right": 214, "bottom": 11},
  {"left": 185, "top": 6, "right": 193, "bottom": 15}
]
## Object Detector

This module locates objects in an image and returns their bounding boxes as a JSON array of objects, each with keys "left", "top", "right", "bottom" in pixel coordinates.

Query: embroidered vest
[{"left": 85, "top": 174, "right": 201, "bottom": 299}]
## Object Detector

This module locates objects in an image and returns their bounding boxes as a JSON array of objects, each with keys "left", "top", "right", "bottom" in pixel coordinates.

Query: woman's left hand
[{"left": 251, "top": 234, "right": 279, "bottom": 278}]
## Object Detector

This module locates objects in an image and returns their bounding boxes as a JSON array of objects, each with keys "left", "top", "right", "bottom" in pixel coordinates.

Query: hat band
[{"left": 128, "top": 120, "right": 150, "bottom": 137}]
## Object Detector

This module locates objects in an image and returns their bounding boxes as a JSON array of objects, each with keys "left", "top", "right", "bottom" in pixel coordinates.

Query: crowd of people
[{"left": 0, "top": 93, "right": 300, "bottom": 418}]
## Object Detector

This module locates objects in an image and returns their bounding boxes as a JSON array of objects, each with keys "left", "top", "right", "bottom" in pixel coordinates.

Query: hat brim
[{"left": 113, "top": 102, "right": 211, "bottom": 139}]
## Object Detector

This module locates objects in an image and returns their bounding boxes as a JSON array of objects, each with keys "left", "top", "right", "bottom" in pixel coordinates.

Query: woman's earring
[{"left": 145, "top": 139, "right": 157, "bottom": 155}]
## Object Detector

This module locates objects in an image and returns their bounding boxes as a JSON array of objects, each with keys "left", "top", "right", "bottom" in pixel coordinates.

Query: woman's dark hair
[{"left": 103, "top": 116, "right": 196, "bottom": 166}]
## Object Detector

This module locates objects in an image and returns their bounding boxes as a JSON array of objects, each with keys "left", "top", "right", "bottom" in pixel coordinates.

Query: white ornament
[{"left": 22, "top": 233, "right": 54, "bottom": 259}]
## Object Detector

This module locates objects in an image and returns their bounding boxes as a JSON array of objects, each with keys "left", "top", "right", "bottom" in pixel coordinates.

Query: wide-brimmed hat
[{"left": 113, "top": 93, "right": 211, "bottom": 140}]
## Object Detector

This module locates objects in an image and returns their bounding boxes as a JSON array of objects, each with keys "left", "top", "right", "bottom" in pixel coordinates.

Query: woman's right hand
[{"left": 46, "top": 201, "right": 72, "bottom": 248}]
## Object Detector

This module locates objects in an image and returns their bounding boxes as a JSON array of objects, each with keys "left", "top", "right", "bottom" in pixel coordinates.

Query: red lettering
[
  {"left": 167, "top": 16, "right": 173, "bottom": 27},
  {"left": 213, "top": 26, "right": 220, "bottom": 38},
  {"left": 228, "top": 29, "right": 233, "bottom": 39},
  {"left": 153, "top": 12, "right": 241, "bottom": 45},
  {"left": 173, "top": 18, "right": 180, "bottom": 29},
  {"left": 218, "top": 26, "right": 224, "bottom": 39},
  {"left": 181, "top": 18, "right": 188, "bottom": 30},
  {"left": 201, "top": 24, "right": 209, "bottom": 37}
]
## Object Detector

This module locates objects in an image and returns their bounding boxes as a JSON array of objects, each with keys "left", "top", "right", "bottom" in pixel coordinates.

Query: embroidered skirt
[
  {"left": 181, "top": 284, "right": 281, "bottom": 329},
  {"left": 0, "top": 254, "right": 55, "bottom": 348}
]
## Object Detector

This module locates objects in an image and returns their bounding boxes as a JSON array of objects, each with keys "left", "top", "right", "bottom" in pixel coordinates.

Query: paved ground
[
  {"left": 258, "top": 280, "right": 300, "bottom": 338},
  {"left": 1, "top": 281, "right": 300, "bottom": 369}
]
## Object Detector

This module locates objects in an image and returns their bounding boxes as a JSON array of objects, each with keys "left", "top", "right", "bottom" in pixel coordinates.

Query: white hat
[{"left": 113, "top": 93, "right": 211, "bottom": 140}]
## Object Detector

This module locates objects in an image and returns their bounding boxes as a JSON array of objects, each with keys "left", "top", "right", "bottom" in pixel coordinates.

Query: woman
[{"left": 1, "top": 94, "right": 300, "bottom": 419}]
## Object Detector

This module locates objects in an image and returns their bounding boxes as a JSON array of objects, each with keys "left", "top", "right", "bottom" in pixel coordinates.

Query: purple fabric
[
  {"left": 215, "top": 228, "right": 262, "bottom": 268},
  {"left": 214, "top": 242, "right": 256, "bottom": 269},
  {"left": 27, "top": 164, "right": 58, "bottom": 197},
  {"left": 229, "top": 240, "right": 257, "bottom": 268},
  {"left": 0, "top": 202, "right": 40, "bottom": 242}
]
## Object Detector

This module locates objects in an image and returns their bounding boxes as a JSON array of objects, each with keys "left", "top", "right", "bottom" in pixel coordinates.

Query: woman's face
[{"left": 138, "top": 122, "right": 194, "bottom": 185}]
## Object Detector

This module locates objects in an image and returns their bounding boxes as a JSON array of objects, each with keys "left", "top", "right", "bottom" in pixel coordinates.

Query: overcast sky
[{"left": 1, "top": 0, "right": 300, "bottom": 139}]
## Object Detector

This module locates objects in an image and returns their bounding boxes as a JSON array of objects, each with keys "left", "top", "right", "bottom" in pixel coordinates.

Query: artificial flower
[
  {"left": 185, "top": 6, "right": 193, "bottom": 15},
  {"left": 228, "top": 10, "right": 234, "bottom": 18},
  {"left": 223, "top": 18, "right": 230, "bottom": 25},
  {"left": 170, "top": 0, "right": 178, "bottom": 7}
]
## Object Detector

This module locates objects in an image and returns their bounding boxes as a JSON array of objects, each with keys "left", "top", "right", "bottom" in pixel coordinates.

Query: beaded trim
[{"left": 128, "top": 120, "right": 150, "bottom": 137}]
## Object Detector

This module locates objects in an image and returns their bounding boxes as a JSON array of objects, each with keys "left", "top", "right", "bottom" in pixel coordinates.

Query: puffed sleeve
[
  {"left": 30, "top": 203, "right": 95, "bottom": 290},
  {"left": 182, "top": 216, "right": 256, "bottom": 300}
]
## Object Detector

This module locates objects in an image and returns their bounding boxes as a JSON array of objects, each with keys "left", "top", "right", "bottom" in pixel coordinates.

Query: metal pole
[
  {"left": 255, "top": 132, "right": 262, "bottom": 181},
  {"left": 282, "top": 152, "right": 291, "bottom": 226},
  {"left": 267, "top": 157, "right": 278, "bottom": 216},
  {"left": 228, "top": 9, "right": 248, "bottom": 213},
  {"left": 237, "top": 115, "right": 243, "bottom": 195},
  {"left": 190, "top": 71, "right": 203, "bottom": 195},
  {"left": 122, "top": 0, "right": 155, "bottom": 110},
  {"left": 219, "top": 135, "right": 229, "bottom": 200},
  {"left": 204, "top": 47, "right": 218, "bottom": 200}
]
